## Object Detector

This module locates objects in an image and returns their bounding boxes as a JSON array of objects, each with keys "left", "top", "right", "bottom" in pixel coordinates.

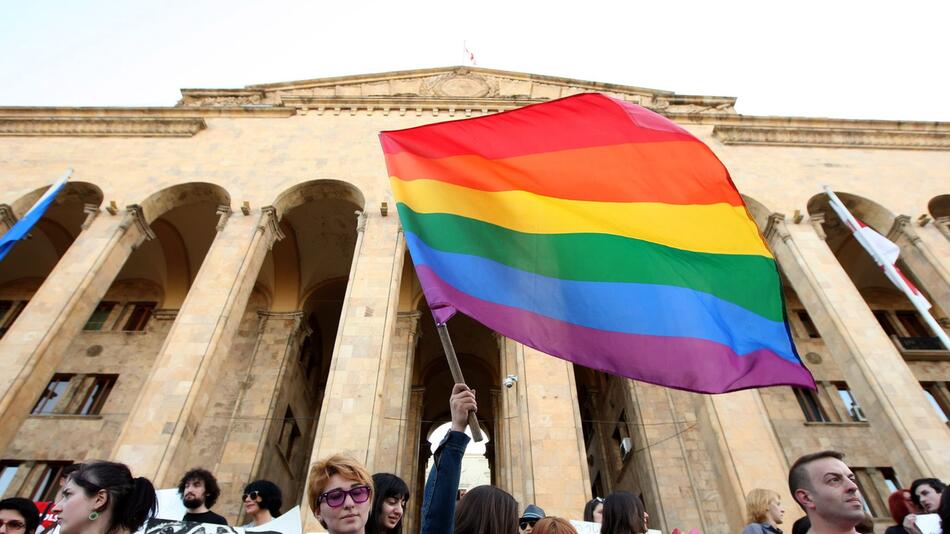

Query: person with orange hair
[
  {"left": 531, "top": 517, "right": 578, "bottom": 534},
  {"left": 885, "top": 489, "right": 920, "bottom": 534},
  {"left": 308, "top": 454, "right": 375, "bottom": 534},
  {"left": 743, "top": 488, "right": 785, "bottom": 534}
]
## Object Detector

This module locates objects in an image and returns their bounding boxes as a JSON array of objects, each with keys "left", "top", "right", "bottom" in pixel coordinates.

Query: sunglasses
[
  {"left": 0, "top": 520, "right": 26, "bottom": 530},
  {"left": 520, "top": 519, "right": 538, "bottom": 531},
  {"left": 242, "top": 490, "right": 261, "bottom": 502},
  {"left": 318, "top": 485, "right": 371, "bottom": 508}
]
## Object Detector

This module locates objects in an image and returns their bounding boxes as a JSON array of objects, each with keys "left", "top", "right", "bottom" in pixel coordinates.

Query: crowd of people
[{"left": 0, "top": 384, "right": 946, "bottom": 534}]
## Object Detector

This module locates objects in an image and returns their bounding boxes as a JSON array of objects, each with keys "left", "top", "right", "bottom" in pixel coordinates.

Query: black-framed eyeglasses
[
  {"left": 520, "top": 519, "right": 538, "bottom": 531},
  {"left": 242, "top": 490, "right": 261, "bottom": 502},
  {"left": 0, "top": 520, "right": 26, "bottom": 530},
  {"left": 319, "top": 485, "right": 371, "bottom": 508}
]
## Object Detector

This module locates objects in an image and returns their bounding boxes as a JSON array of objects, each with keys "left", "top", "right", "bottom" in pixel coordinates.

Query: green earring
[{"left": 88, "top": 511, "right": 100, "bottom": 521}]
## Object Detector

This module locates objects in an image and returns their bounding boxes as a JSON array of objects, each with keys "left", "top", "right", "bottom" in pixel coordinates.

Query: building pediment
[
  {"left": 3, "top": 66, "right": 949, "bottom": 149},
  {"left": 177, "top": 66, "right": 738, "bottom": 115}
]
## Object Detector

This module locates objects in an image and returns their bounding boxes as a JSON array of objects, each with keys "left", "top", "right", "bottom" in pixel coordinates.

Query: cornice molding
[
  {"left": 0, "top": 117, "right": 207, "bottom": 137},
  {"left": 0, "top": 107, "right": 294, "bottom": 118},
  {"left": 712, "top": 125, "right": 950, "bottom": 150}
]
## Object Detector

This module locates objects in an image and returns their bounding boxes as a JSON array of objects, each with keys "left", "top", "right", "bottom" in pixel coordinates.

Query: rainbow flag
[{"left": 380, "top": 93, "right": 815, "bottom": 393}]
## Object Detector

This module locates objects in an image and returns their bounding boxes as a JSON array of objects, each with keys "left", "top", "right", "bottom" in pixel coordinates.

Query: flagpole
[
  {"left": 823, "top": 186, "right": 950, "bottom": 350},
  {"left": 436, "top": 322, "right": 484, "bottom": 442}
]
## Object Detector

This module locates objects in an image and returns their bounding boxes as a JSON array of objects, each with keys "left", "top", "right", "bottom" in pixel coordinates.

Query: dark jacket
[
  {"left": 420, "top": 430, "right": 471, "bottom": 534},
  {"left": 743, "top": 523, "right": 783, "bottom": 534}
]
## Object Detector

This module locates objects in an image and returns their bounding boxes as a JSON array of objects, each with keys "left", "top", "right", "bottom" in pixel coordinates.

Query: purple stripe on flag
[{"left": 418, "top": 266, "right": 813, "bottom": 393}]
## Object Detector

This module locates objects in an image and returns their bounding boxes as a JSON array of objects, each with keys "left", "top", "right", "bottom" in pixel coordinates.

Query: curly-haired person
[{"left": 178, "top": 468, "right": 227, "bottom": 525}]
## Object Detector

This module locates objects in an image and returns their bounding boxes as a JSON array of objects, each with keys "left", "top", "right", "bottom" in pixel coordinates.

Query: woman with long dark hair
[
  {"left": 51, "top": 461, "right": 157, "bottom": 534},
  {"left": 937, "top": 490, "right": 949, "bottom": 534},
  {"left": 601, "top": 491, "right": 647, "bottom": 534},
  {"left": 367, "top": 473, "right": 409, "bottom": 534},
  {"left": 454, "top": 485, "right": 518, "bottom": 534},
  {"left": 583, "top": 498, "right": 604, "bottom": 523}
]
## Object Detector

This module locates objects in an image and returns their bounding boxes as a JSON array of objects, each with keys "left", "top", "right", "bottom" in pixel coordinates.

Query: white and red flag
[{"left": 823, "top": 186, "right": 948, "bottom": 349}]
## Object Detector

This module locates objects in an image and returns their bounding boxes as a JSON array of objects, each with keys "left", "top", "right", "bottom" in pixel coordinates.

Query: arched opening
[
  {"left": 807, "top": 191, "right": 948, "bottom": 352},
  {"left": 205, "top": 179, "right": 365, "bottom": 520},
  {"left": 928, "top": 195, "right": 950, "bottom": 240},
  {"left": 4, "top": 182, "right": 227, "bottom": 464},
  {"left": 404, "top": 303, "right": 500, "bottom": 532},
  {"left": 0, "top": 182, "right": 102, "bottom": 337},
  {"left": 425, "top": 420, "right": 492, "bottom": 498},
  {"left": 926, "top": 194, "right": 949, "bottom": 222}
]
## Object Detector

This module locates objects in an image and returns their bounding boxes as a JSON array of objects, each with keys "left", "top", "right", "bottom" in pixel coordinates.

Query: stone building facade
[{"left": 0, "top": 66, "right": 948, "bottom": 533}]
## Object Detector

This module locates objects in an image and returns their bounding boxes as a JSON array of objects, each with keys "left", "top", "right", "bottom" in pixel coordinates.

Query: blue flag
[{"left": 0, "top": 170, "right": 72, "bottom": 262}]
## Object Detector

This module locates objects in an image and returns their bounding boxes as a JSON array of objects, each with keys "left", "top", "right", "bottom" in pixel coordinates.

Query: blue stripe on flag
[{"left": 0, "top": 172, "right": 71, "bottom": 262}]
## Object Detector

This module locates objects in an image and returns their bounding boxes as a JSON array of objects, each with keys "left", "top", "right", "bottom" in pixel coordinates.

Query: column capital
[
  {"left": 764, "top": 212, "right": 792, "bottom": 244},
  {"left": 398, "top": 310, "right": 423, "bottom": 330},
  {"left": 258, "top": 206, "right": 285, "bottom": 247},
  {"left": 255, "top": 310, "right": 304, "bottom": 335},
  {"left": 0, "top": 204, "right": 17, "bottom": 230},
  {"left": 935, "top": 216, "right": 950, "bottom": 240},
  {"left": 215, "top": 204, "right": 233, "bottom": 232},
  {"left": 80, "top": 204, "right": 100, "bottom": 230},
  {"left": 355, "top": 210, "right": 367, "bottom": 233},
  {"left": 122, "top": 204, "right": 156, "bottom": 246},
  {"left": 809, "top": 212, "right": 828, "bottom": 241},
  {"left": 887, "top": 214, "right": 923, "bottom": 245}
]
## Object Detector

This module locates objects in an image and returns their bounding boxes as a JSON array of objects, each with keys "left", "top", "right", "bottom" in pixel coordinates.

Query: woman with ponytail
[{"left": 51, "top": 461, "right": 157, "bottom": 534}]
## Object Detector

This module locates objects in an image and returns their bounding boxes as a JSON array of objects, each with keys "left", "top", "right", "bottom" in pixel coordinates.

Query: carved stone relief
[
  {"left": 420, "top": 72, "right": 499, "bottom": 98},
  {"left": 180, "top": 94, "right": 263, "bottom": 107}
]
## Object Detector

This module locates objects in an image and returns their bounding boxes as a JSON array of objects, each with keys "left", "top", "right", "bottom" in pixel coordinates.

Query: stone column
[
  {"left": 0, "top": 204, "right": 16, "bottom": 233},
  {"left": 934, "top": 217, "right": 950, "bottom": 242},
  {"left": 887, "top": 215, "right": 950, "bottom": 313},
  {"left": 496, "top": 335, "right": 534, "bottom": 506},
  {"left": 401, "top": 387, "right": 426, "bottom": 487},
  {"left": 301, "top": 211, "right": 404, "bottom": 532},
  {"left": 212, "top": 311, "right": 305, "bottom": 523},
  {"left": 520, "top": 345, "right": 590, "bottom": 519},
  {"left": 373, "top": 310, "right": 422, "bottom": 474},
  {"left": 489, "top": 388, "right": 503, "bottom": 486},
  {"left": 401, "top": 387, "right": 425, "bottom": 534},
  {"left": 0, "top": 205, "right": 149, "bottom": 454},
  {"left": 111, "top": 207, "right": 282, "bottom": 484},
  {"left": 695, "top": 389, "right": 795, "bottom": 533},
  {"left": 770, "top": 213, "right": 949, "bottom": 479}
]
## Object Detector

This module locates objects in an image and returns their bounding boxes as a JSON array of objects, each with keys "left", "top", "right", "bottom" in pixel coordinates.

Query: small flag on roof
[{"left": 380, "top": 94, "right": 814, "bottom": 393}]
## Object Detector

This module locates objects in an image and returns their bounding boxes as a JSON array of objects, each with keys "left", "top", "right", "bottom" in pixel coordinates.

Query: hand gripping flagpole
[
  {"left": 823, "top": 186, "right": 950, "bottom": 350},
  {"left": 436, "top": 322, "right": 484, "bottom": 442}
]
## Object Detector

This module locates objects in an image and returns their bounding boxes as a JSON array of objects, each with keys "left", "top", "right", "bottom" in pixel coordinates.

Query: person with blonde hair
[
  {"left": 531, "top": 517, "right": 578, "bottom": 534},
  {"left": 308, "top": 454, "right": 375, "bottom": 534},
  {"left": 744, "top": 488, "right": 786, "bottom": 534}
]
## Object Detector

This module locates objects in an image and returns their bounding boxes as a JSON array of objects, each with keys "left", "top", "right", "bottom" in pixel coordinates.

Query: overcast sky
[{"left": 2, "top": 0, "right": 948, "bottom": 121}]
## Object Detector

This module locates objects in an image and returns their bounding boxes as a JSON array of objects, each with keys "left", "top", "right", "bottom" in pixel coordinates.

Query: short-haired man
[
  {"left": 178, "top": 468, "right": 227, "bottom": 525},
  {"left": 788, "top": 451, "right": 866, "bottom": 534}
]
